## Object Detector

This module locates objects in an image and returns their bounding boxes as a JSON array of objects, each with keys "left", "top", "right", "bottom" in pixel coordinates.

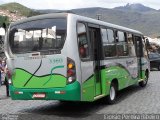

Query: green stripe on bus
[
  {"left": 12, "top": 68, "right": 66, "bottom": 88},
  {"left": 82, "top": 75, "right": 95, "bottom": 101},
  {"left": 10, "top": 81, "right": 81, "bottom": 101},
  {"left": 43, "top": 65, "right": 64, "bottom": 86},
  {"left": 82, "top": 66, "right": 139, "bottom": 101}
]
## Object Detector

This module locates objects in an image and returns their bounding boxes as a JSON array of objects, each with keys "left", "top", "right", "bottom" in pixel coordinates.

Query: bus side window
[
  {"left": 134, "top": 36, "right": 143, "bottom": 57},
  {"left": 116, "top": 31, "right": 129, "bottom": 56},
  {"left": 77, "top": 23, "right": 89, "bottom": 59},
  {"left": 127, "top": 33, "right": 136, "bottom": 57},
  {"left": 101, "top": 28, "right": 116, "bottom": 57}
]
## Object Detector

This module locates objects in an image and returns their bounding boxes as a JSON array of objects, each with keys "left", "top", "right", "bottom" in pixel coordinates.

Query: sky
[{"left": 1, "top": 0, "right": 160, "bottom": 10}]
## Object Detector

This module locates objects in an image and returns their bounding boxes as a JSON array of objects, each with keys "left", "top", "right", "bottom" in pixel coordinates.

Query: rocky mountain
[
  {"left": 70, "top": 5, "right": 160, "bottom": 37},
  {"left": 35, "top": 3, "right": 160, "bottom": 37},
  {"left": 114, "top": 3, "right": 156, "bottom": 13}
]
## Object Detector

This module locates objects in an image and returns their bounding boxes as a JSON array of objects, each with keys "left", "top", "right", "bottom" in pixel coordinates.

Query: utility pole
[{"left": 96, "top": 14, "right": 102, "bottom": 20}]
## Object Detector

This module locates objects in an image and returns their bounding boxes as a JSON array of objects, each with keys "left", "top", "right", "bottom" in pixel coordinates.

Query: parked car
[{"left": 149, "top": 52, "right": 160, "bottom": 70}]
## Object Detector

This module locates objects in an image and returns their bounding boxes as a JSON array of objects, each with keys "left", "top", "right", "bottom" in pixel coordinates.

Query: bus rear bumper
[{"left": 9, "top": 81, "right": 81, "bottom": 101}]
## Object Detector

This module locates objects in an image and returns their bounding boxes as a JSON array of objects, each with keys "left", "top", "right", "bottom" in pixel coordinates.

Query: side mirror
[{"left": 0, "top": 27, "right": 5, "bottom": 36}]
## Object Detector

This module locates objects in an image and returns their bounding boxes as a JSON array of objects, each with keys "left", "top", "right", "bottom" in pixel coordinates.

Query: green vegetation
[
  {"left": 0, "top": 2, "right": 40, "bottom": 17},
  {"left": 0, "top": 16, "right": 9, "bottom": 27}
]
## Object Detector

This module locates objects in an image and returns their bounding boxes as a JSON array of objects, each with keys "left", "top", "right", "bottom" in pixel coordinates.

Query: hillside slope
[{"left": 0, "top": 2, "right": 40, "bottom": 17}]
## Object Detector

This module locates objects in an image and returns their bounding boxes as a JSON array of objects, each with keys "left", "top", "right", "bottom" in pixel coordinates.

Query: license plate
[{"left": 33, "top": 93, "right": 46, "bottom": 98}]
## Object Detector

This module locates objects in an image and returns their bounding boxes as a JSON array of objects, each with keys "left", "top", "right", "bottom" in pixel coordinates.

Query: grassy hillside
[{"left": 0, "top": 2, "right": 40, "bottom": 17}]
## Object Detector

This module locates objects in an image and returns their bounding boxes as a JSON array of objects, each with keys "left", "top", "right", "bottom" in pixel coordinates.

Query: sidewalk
[{"left": 0, "top": 85, "right": 9, "bottom": 100}]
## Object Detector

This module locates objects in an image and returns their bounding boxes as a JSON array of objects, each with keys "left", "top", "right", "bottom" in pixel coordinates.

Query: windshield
[{"left": 9, "top": 18, "right": 67, "bottom": 54}]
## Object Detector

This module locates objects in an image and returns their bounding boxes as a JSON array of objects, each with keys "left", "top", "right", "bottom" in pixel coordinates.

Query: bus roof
[
  {"left": 10, "top": 13, "right": 68, "bottom": 27},
  {"left": 10, "top": 13, "right": 143, "bottom": 35},
  {"left": 71, "top": 14, "right": 143, "bottom": 35}
]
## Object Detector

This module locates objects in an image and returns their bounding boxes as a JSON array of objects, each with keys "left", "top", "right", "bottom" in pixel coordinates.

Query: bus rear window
[{"left": 9, "top": 18, "right": 67, "bottom": 54}]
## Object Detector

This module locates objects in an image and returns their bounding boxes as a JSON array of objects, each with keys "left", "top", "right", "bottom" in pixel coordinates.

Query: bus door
[
  {"left": 88, "top": 25, "right": 103, "bottom": 96},
  {"left": 134, "top": 36, "right": 143, "bottom": 79}
]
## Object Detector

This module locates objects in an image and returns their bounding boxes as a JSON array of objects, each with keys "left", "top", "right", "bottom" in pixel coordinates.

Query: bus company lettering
[
  {"left": 24, "top": 55, "right": 46, "bottom": 60},
  {"left": 49, "top": 58, "right": 63, "bottom": 64}
]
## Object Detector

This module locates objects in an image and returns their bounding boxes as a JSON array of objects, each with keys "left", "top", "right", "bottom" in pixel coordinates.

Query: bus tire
[
  {"left": 139, "top": 71, "right": 149, "bottom": 87},
  {"left": 59, "top": 100, "right": 69, "bottom": 104},
  {"left": 106, "top": 82, "right": 117, "bottom": 104}
]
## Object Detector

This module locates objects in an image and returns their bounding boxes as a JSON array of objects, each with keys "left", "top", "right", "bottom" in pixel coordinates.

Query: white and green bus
[{"left": 5, "top": 13, "right": 149, "bottom": 104}]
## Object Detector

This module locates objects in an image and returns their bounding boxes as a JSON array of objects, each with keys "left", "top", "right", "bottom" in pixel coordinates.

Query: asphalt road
[{"left": 0, "top": 71, "right": 160, "bottom": 120}]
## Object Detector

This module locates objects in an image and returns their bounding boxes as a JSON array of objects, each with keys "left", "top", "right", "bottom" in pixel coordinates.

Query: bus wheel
[
  {"left": 139, "top": 71, "right": 148, "bottom": 87},
  {"left": 106, "top": 82, "right": 117, "bottom": 104}
]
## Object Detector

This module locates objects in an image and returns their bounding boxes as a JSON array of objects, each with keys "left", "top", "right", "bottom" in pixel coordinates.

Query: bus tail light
[{"left": 67, "top": 57, "right": 76, "bottom": 84}]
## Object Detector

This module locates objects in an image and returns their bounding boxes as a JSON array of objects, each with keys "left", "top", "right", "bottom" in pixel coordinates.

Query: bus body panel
[
  {"left": 102, "top": 57, "right": 138, "bottom": 90},
  {"left": 12, "top": 54, "right": 67, "bottom": 88}
]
